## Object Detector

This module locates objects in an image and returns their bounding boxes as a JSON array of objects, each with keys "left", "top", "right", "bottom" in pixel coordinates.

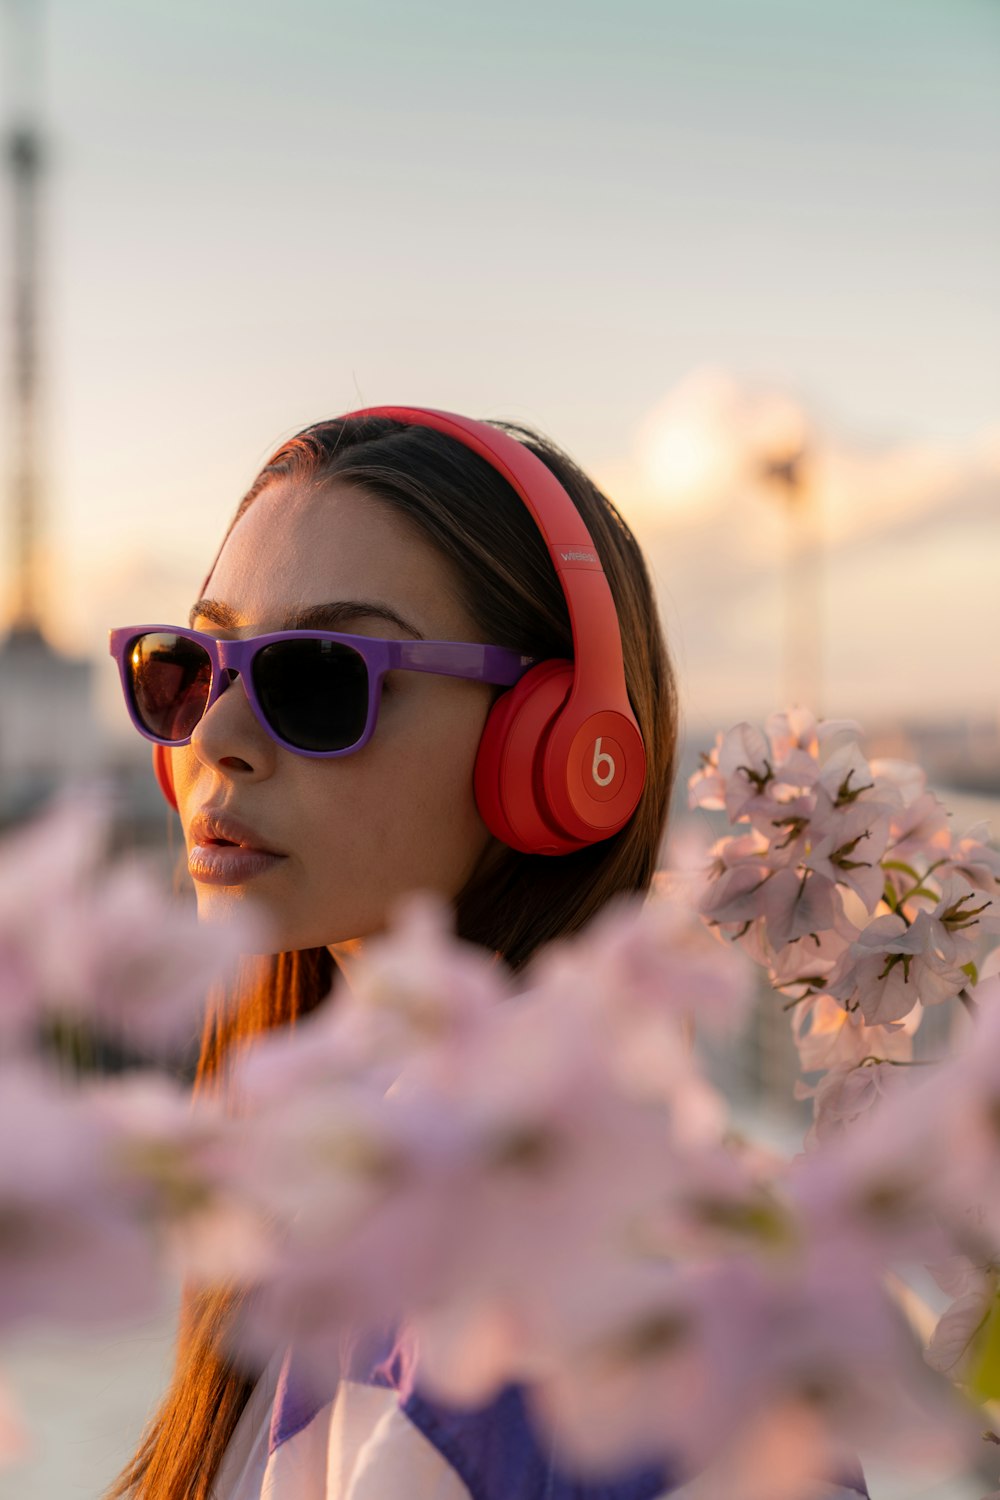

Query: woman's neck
[{"left": 327, "top": 937, "right": 365, "bottom": 986}]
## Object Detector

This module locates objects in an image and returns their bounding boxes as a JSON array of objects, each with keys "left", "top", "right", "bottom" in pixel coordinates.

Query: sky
[{"left": 1, "top": 0, "right": 998, "bottom": 739}]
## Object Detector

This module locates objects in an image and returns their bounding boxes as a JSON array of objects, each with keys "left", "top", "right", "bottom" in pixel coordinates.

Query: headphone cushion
[
  {"left": 151, "top": 742, "right": 179, "bottom": 812},
  {"left": 474, "top": 660, "right": 589, "bottom": 856}
]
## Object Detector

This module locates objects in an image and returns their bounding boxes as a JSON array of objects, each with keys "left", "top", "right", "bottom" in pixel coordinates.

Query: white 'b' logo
[{"left": 591, "top": 736, "right": 616, "bottom": 788}]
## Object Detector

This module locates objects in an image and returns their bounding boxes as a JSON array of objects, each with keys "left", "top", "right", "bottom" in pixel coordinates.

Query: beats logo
[
  {"left": 591, "top": 736, "right": 615, "bottom": 786},
  {"left": 587, "top": 735, "right": 623, "bottom": 800}
]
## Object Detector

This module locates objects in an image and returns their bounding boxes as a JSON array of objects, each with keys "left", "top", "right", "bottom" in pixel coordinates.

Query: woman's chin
[{"left": 193, "top": 884, "right": 283, "bottom": 953}]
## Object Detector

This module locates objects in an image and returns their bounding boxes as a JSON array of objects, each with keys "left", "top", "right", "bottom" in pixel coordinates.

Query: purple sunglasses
[{"left": 108, "top": 625, "right": 537, "bottom": 758}]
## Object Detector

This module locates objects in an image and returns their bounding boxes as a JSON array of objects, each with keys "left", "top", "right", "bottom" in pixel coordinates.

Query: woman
[{"left": 106, "top": 407, "right": 866, "bottom": 1499}]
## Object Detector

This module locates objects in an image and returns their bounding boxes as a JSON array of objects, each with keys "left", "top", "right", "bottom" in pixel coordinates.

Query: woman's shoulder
[
  {"left": 215, "top": 1328, "right": 671, "bottom": 1500},
  {"left": 215, "top": 1334, "right": 867, "bottom": 1500}
]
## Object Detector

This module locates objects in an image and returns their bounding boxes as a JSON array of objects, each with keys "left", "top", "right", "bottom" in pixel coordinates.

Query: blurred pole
[
  {"left": 760, "top": 440, "right": 823, "bottom": 719},
  {"left": 756, "top": 433, "right": 822, "bottom": 1112},
  {"left": 4, "top": 0, "right": 45, "bottom": 637}
]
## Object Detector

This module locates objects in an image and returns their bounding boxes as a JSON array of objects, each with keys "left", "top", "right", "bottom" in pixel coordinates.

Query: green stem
[
  {"left": 882, "top": 859, "right": 922, "bottom": 880},
  {"left": 856, "top": 1055, "right": 940, "bottom": 1068}
]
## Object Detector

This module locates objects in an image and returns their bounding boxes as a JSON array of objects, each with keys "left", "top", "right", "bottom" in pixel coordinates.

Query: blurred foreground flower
[
  {"left": 0, "top": 779, "right": 275, "bottom": 1053},
  {"left": 0, "top": 784, "right": 273, "bottom": 1466},
  {"left": 2, "top": 758, "right": 1000, "bottom": 1494},
  {"left": 199, "top": 892, "right": 983, "bottom": 1494}
]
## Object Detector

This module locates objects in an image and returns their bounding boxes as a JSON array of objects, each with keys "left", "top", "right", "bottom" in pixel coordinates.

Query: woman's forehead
[{"left": 199, "top": 477, "right": 476, "bottom": 640}]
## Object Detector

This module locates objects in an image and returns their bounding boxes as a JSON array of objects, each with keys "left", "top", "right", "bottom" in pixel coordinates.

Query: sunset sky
[{"left": 1, "top": 0, "right": 998, "bottom": 737}]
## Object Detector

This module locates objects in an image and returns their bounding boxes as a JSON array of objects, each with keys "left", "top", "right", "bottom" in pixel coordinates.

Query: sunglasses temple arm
[{"left": 394, "top": 641, "right": 537, "bottom": 686}]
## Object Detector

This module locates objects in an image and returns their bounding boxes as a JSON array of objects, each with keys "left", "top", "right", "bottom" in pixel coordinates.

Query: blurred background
[{"left": 0, "top": 0, "right": 998, "bottom": 1494}]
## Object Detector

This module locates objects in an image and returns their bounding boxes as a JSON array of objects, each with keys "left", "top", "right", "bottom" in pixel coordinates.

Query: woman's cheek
[{"left": 363, "top": 704, "right": 490, "bottom": 891}]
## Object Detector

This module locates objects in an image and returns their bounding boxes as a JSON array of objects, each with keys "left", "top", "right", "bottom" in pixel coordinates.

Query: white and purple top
[{"left": 211, "top": 1324, "right": 870, "bottom": 1500}]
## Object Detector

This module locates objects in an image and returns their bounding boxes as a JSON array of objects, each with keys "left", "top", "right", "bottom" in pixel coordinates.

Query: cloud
[
  {"left": 592, "top": 369, "right": 1000, "bottom": 727},
  {"left": 595, "top": 363, "right": 1000, "bottom": 558}
]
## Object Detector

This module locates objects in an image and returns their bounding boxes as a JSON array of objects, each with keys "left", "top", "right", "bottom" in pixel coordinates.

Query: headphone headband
[{"left": 336, "top": 407, "right": 630, "bottom": 707}]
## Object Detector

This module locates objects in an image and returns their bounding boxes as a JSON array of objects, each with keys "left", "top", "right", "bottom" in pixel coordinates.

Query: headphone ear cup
[
  {"left": 474, "top": 660, "right": 589, "bottom": 856},
  {"left": 151, "top": 742, "right": 179, "bottom": 812}
]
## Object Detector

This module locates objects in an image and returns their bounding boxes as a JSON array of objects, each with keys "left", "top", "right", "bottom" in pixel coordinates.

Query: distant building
[
  {"left": 0, "top": 621, "right": 103, "bottom": 821},
  {"left": 871, "top": 715, "right": 1000, "bottom": 798}
]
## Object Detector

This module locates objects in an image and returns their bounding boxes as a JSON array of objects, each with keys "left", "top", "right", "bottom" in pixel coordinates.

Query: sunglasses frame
[{"left": 108, "top": 624, "right": 538, "bottom": 758}]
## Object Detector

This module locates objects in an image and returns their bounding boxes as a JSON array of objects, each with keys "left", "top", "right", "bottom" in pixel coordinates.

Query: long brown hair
[{"left": 110, "top": 414, "right": 680, "bottom": 1498}]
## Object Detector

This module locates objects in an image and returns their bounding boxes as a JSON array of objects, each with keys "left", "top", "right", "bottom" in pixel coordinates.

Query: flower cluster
[
  {"left": 688, "top": 708, "right": 1000, "bottom": 1142},
  {"left": 214, "top": 893, "right": 984, "bottom": 1498},
  {"left": 3, "top": 749, "right": 1000, "bottom": 1496},
  {"left": 0, "top": 783, "right": 271, "bottom": 1462},
  {"left": 0, "top": 780, "right": 273, "bottom": 1055}
]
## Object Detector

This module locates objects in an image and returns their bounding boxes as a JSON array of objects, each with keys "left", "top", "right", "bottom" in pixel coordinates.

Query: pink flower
[
  {"left": 49, "top": 855, "right": 272, "bottom": 1052},
  {"left": 248, "top": 986, "right": 682, "bottom": 1397},
  {"left": 321, "top": 892, "right": 511, "bottom": 1084},
  {"left": 0, "top": 785, "right": 272, "bottom": 1053},
  {"left": 764, "top": 708, "right": 863, "bottom": 764},
  {"left": 931, "top": 872, "right": 1000, "bottom": 943},
  {"left": 0, "top": 784, "right": 112, "bottom": 1043},
  {"left": 671, "top": 1397, "right": 851, "bottom": 1500},
  {"left": 759, "top": 868, "right": 842, "bottom": 952},
  {"left": 230, "top": 890, "right": 753, "bottom": 1405},
  {"left": 746, "top": 789, "right": 817, "bottom": 868},
  {"left": 687, "top": 730, "right": 727, "bottom": 811},
  {"left": 698, "top": 859, "right": 771, "bottom": 929},
  {"left": 229, "top": 1080, "right": 453, "bottom": 1380},
  {"left": 798, "top": 1059, "right": 914, "bottom": 1146},
  {"left": 881, "top": 789, "right": 953, "bottom": 872},
  {"left": 792, "top": 994, "right": 917, "bottom": 1079},
  {"left": 86, "top": 1073, "right": 272, "bottom": 1285},
  {"left": 868, "top": 757, "right": 928, "bottom": 808},
  {"left": 0, "top": 1062, "right": 162, "bottom": 1333},
  {"left": 802, "top": 792, "right": 893, "bottom": 915},
  {"left": 924, "top": 1270, "right": 996, "bottom": 1381},
  {"left": 892, "top": 978, "right": 1000, "bottom": 1245},
  {"left": 942, "top": 822, "right": 1000, "bottom": 896},
  {"left": 789, "top": 1054, "right": 962, "bottom": 1268},
  {"left": 532, "top": 886, "right": 756, "bottom": 1048},
  {"left": 715, "top": 722, "right": 784, "bottom": 823},
  {"left": 538, "top": 1239, "right": 976, "bottom": 1487},
  {"left": 768, "top": 925, "right": 858, "bottom": 1002},
  {"left": 826, "top": 910, "right": 969, "bottom": 1024},
  {"left": 520, "top": 1262, "right": 713, "bottom": 1480},
  {"left": 812, "top": 741, "right": 897, "bottom": 815}
]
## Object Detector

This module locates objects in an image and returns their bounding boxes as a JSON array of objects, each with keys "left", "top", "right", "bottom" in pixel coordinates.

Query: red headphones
[{"left": 152, "top": 406, "right": 646, "bottom": 856}]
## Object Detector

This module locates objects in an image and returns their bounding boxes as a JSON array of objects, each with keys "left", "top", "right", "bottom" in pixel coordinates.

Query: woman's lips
[
  {"left": 189, "top": 809, "right": 285, "bottom": 855},
  {"left": 188, "top": 842, "right": 288, "bottom": 884}
]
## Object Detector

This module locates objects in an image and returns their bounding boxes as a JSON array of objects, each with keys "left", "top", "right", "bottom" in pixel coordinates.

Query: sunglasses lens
[
  {"left": 127, "top": 633, "right": 213, "bottom": 741},
  {"left": 253, "top": 638, "right": 370, "bottom": 752}
]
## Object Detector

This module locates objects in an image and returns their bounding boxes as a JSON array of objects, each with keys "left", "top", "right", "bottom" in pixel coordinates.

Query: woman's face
[{"left": 170, "top": 477, "right": 498, "bottom": 953}]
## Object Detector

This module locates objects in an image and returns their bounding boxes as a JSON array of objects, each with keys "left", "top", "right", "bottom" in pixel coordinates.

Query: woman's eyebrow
[{"left": 188, "top": 597, "right": 425, "bottom": 638}]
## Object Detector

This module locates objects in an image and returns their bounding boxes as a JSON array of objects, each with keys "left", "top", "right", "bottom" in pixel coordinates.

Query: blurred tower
[
  {"left": 758, "top": 428, "right": 823, "bottom": 720},
  {"left": 0, "top": 0, "right": 97, "bottom": 822},
  {"left": 5, "top": 0, "right": 44, "bottom": 637}
]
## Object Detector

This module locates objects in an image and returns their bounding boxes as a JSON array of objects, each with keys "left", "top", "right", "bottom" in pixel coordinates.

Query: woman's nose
[{"left": 190, "top": 666, "right": 274, "bottom": 771}]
